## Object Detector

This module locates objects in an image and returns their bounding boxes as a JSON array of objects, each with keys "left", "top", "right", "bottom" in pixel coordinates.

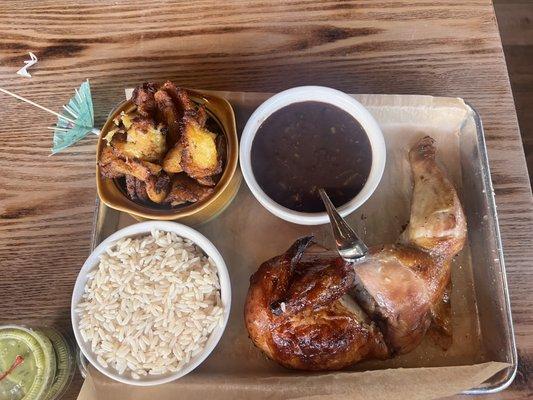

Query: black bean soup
[{"left": 251, "top": 101, "right": 372, "bottom": 213}]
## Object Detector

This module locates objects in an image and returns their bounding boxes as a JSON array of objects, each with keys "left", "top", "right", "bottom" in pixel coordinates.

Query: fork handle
[{"left": 319, "top": 188, "right": 368, "bottom": 262}]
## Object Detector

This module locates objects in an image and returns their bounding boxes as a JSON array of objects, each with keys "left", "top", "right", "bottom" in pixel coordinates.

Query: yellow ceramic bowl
[{"left": 96, "top": 89, "right": 241, "bottom": 225}]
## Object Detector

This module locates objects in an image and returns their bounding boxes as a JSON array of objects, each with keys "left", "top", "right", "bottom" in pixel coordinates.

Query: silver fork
[{"left": 319, "top": 188, "right": 368, "bottom": 262}]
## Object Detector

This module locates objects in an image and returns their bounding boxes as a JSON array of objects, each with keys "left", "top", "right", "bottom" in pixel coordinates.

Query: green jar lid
[{"left": 0, "top": 325, "right": 55, "bottom": 400}]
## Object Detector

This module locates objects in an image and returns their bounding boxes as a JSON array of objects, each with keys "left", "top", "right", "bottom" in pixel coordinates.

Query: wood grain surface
[
  {"left": 494, "top": 0, "right": 533, "bottom": 188},
  {"left": 0, "top": 1, "right": 530, "bottom": 399}
]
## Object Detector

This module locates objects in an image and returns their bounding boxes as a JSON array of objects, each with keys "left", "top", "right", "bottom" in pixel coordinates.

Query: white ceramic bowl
[
  {"left": 71, "top": 221, "right": 231, "bottom": 386},
  {"left": 240, "top": 86, "right": 386, "bottom": 225}
]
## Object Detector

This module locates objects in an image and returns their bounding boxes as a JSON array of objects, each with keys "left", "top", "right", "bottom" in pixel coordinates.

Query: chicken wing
[{"left": 400, "top": 136, "right": 467, "bottom": 259}]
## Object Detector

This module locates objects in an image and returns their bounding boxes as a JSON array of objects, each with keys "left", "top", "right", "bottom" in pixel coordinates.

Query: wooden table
[{"left": 0, "top": 1, "right": 531, "bottom": 398}]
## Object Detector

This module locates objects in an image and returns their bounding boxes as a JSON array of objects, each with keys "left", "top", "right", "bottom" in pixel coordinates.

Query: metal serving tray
[{"left": 89, "top": 92, "right": 516, "bottom": 395}]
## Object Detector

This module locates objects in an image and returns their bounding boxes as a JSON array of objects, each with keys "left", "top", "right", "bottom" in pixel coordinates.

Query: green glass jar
[{"left": 0, "top": 325, "right": 74, "bottom": 400}]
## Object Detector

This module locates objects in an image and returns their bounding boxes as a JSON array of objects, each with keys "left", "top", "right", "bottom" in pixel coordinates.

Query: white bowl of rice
[{"left": 71, "top": 221, "right": 231, "bottom": 386}]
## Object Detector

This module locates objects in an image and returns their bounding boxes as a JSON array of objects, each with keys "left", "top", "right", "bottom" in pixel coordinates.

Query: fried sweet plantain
[
  {"left": 162, "top": 82, "right": 210, "bottom": 121},
  {"left": 99, "top": 146, "right": 118, "bottom": 168},
  {"left": 154, "top": 89, "right": 181, "bottom": 147},
  {"left": 135, "top": 178, "right": 149, "bottom": 202},
  {"left": 99, "top": 147, "right": 161, "bottom": 181},
  {"left": 113, "top": 119, "right": 167, "bottom": 162},
  {"left": 124, "top": 175, "right": 153, "bottom": 203},
  {"left": 180, "top": 118, "right": 221, "bottom": 179},
  {"left": 104, "top": 126, "right": 127, "bottom": 145},
  {"left": 131, "top": 82, "right": 158, "bottom": 117},
  {"left": 120, "top": 112, "right": 136, "bottom": 129},
  {"left": 196, "top": 176, "right": 216, "bottom": 187},
  {"left": 145, "top": 173, "right": 171, "bottom": 203},
  {"left": 125, "top": 175, "right": 138, "bottom": 200},
  {"left": 215, "top": 132, "right": 227, "bottom": 166},
  {"left": 162, "top": 142, "right": 184, "bottom": 173},
  {"left": 102, "top": 82, "right": 226, "bottom": 208},
  {"left": 196, "top": 104, "right": 208, "bottom": 128},
  {"left": 161, "top": 81, "right": 195, "bottom": 115},
  {"left": 165, "top": 173, "right": 214, "bottom": 206}
]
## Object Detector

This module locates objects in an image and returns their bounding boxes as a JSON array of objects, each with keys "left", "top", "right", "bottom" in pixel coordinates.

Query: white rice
[{"left": 75, "top": 229, "right": 224, "bottom": 378}]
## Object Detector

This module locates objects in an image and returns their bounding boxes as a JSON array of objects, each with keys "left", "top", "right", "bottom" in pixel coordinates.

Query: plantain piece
[
  {"left": 131, "top": 82, "right": 158, "bottom": 117},
  {"left": 145, "top": 173, "right": 171, "bottom": 204},
  {"left": 120, "top": 112, "right": 136, "bottom": 130},
  {"left": 104, "top": 128, "right": 117, "bottom": 144},
  {"left": 180, "top": 118, "right": 221, "bottom": 179},
  {"left": 112, "top": 111, "right": 138, "bottom": 130},
  {"left": 113, "top": 119, "right": 167, "bottom": 162},
  {"left": 135, "top": 178, "right": 149, "bottom": 202},
  {"left": 104, "top": 126, "right": 126, "bottom": 145},
  {"left": 101, "top": 82, "right": 226, "bottom": 208},
  {"left": 161, "top": 81, "right": 195, "bottom": 115},
  {"left": 99, "top": 147, "right": 161, "bottom": 181},
  {"left": 165, "top": 173, "right": 214, "bottom": 206},
  {"left": 162, "top": 143, "right": 184, "bottom": 173},
  {"left": 125, "top": 175, "right": 138, "bottom": 200},
  {"left": 196, "top": 104, "right": 208, "bottom": 128},
  {"left": 99, "top": 146, "right": 116, "bottom": 165},
  {"left": 215, "top": 131, "right": 227, "bottom": 167},
  {"left": 196, "top": 175, "right": 216, "bottom": 187},
  {"left": 154, "top": 89, "right": 181, "bottom": 147}
]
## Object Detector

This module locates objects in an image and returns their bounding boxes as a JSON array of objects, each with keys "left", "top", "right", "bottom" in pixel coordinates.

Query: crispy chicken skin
[
  {"left": 245, "top": 237, "right": 388, "bottom": 371},
  {"left": 244, "top": 136, "right": 466, "bottom": 370}
]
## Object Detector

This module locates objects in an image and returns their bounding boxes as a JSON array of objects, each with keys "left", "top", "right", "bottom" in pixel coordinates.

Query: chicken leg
[{"left": 353, "top": 136, "right": 466, "bottom": 354}]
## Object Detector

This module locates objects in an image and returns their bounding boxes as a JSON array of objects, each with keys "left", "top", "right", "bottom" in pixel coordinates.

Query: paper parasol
[{"left": 0, "top": 80, "right": 100, "bottom": 154}]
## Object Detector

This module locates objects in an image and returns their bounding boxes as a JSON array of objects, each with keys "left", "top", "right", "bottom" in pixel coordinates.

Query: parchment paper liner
[{"left": 77, "top": 93, "right": 512, "bottom": 399}]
